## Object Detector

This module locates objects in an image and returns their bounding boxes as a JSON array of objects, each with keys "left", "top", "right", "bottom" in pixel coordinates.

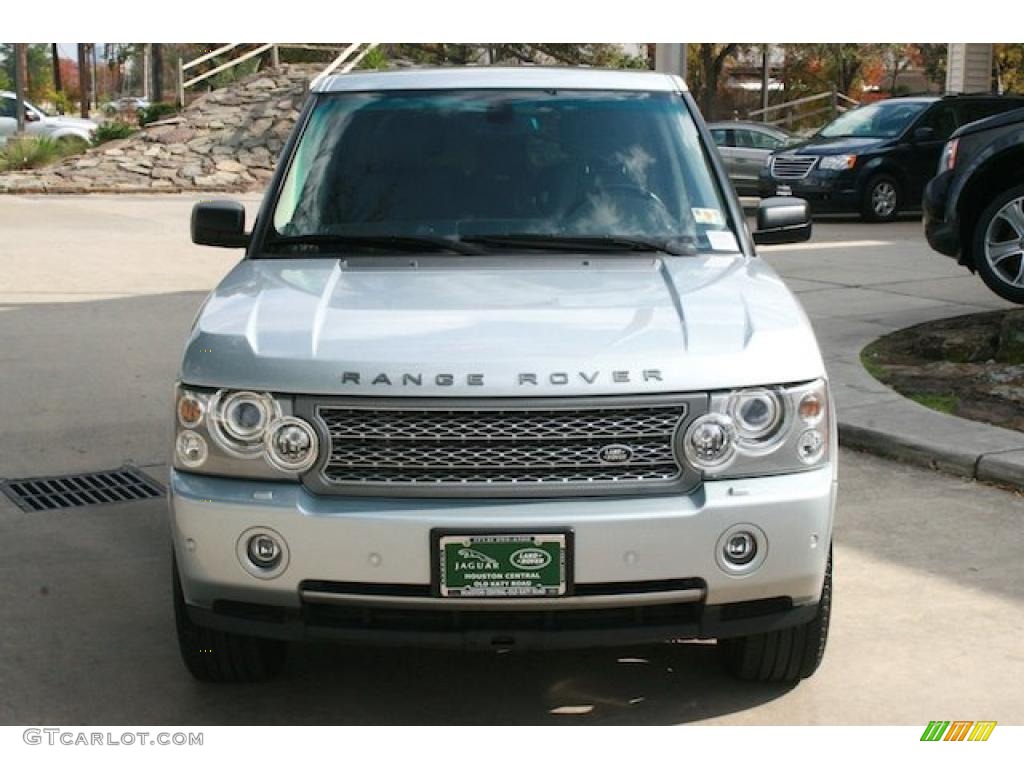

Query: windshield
[
  {"left": 269, "top": 89, "right": 736, "bottom": 254},
  {"left": 818, "top": 100, "right": 929, "bottom": 139}
]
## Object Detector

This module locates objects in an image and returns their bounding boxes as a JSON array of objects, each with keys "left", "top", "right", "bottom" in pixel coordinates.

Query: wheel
[
  {"left": 720, "top": 548, "right": 832, "bottom": 683},
  {"left": 973, "top": 183, "right": 1024, "bottom": 304},
  {"left": 861, "top": 174, "right": 901, "bottom": 222},
  {"left": 173, "top": 557, "right": 287, "bottom": 683}
]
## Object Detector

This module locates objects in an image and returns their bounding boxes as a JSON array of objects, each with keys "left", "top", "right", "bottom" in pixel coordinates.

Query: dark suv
[
  {"left": 760, "top": 94, "right": 1024, "bottom": 221},
  {"left": 924, "top": 107, "right": 1024, "bottom": 303}
]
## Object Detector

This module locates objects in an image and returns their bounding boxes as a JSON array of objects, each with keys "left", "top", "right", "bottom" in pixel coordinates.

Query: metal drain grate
[{"left": 0, "top": 466, "right": 164, "bottom": 512}]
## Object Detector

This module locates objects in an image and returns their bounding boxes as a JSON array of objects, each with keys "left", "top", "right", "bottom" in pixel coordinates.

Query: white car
[{"left": 0, "top": 91, "right": 97, "bottom": 144}]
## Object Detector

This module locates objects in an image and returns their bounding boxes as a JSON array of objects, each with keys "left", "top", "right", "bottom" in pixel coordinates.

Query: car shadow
[{"left": 172, "top": 637, "right": 795, "bottom": 725}]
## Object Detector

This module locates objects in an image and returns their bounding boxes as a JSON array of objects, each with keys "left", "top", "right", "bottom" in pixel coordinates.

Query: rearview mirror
[
  {"left": 191, "top": 201, "right": 249, "bottom": 248},
  {"left": 752, "top": 197, "right": 812, "bottom": 246}
]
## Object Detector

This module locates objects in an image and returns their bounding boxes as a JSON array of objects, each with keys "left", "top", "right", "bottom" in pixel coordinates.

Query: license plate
[{"left": 436, "top": 532, "right": 569, "bottom": 598}]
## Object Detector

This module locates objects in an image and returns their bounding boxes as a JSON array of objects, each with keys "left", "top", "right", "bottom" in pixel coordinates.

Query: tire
[
  {"left": 972, "top": 183, "right": 1024, "bottom": 304},
  {"left": 860, "top": 174, "right": 901, "bottom": 222},
  {"left": 173, "top": 557, "right": 287, "bottom": 683},
  {"left": 720, "top": 548, "right": 832, "bottom": 683}
]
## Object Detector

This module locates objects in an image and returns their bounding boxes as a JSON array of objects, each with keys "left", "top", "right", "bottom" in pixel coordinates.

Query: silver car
[
  {"left": 708, "top": 121, "right": 797, "bottom": 196},
  {"left": 0, "top": 91, "right": 97, "bottom": 144},
  {"left": 172, "top": 67, "right": 834, "bottom": 685}
]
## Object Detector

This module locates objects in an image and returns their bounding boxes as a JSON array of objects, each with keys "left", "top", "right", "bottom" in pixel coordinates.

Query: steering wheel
[{"left": 563, "top": 183, "right": 674, "bottom": 230}]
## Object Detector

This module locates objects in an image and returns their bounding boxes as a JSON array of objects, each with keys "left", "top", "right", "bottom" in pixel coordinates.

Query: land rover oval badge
[{"left": 598, "top": 444, "right": 633, "bottom": 464}]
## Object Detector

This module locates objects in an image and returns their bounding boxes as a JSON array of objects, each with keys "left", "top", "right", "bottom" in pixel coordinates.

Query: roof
[{"left": 313, "top": 66, "right": 687, "bottom": 94}]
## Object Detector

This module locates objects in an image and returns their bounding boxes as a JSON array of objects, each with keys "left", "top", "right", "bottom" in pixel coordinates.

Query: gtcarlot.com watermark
[{"left": 23, "top": 728, "right": 203, "bottom": 747}]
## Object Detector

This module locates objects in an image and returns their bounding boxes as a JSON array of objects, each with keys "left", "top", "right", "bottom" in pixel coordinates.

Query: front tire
[
  {"left": 720, "top": 549, "right": 832, "bottom": 683},
  {"left": 173, "top": 557, "right": 287, "bottom": 683},
  {"left": 973, "top": 184, "right": 1024, "bottom": 304},
  {"left": 861, "top": 174, "right": 901, "bottom": 222}
]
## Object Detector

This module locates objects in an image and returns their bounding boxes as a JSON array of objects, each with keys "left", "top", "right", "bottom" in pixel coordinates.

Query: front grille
[
  {"left": 308, "top": 398, "right": 698, "bottom": 496},
  {"left": 771, "top": 155, "right": 817, "bottom": 179}
]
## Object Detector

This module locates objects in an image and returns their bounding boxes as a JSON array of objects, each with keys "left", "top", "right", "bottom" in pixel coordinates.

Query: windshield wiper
[
  {"left": 264, "top": 233, "right": 484, "bottom": 255},
  {"left": 460, "top": 234, "right": 697, "bottom": 256}
]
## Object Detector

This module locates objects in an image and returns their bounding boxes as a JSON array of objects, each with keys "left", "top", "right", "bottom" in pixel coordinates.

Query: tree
[
  {"left": 916, "top": 44, "right": 948, "bottom": 90},
  {"left": 0, "top": 43, "right": 57, "bottom": 101},
  {"left": 995, "top": 44, "right": 1024, "bottom": 94},
  {"left": 686, "top": 44, "right": 741, "bottom": 119}
]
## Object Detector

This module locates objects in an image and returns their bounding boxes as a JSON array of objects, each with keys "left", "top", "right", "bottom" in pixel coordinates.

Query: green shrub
[
  {"left": 53, "top": 90, "right": 75, "bottom": 116},
  {"left": 359, "top": 47, "right": 389, "bottom": 70},
  {"left": 0, "top": 133, "right": 92, "bottom": 171},
  {"left": 92, "top": 120, "right": 137, "bottom": 145},
  {"left": 138, "top": 101, "right": 179, "bottom": 126},
  {"left": 54, "top": 135, "right": 89, "bottom": 154},
  {"left": 0, "top": 136, "right": 62, "bottom": 170}
]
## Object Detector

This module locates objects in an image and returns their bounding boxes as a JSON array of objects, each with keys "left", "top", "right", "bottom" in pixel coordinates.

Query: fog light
[
  {"left": 683, "top": 414, "right": 735, "bottom": 470},
  {"left": 264, "top": 417, "right": 318, "bottom": 472},
  {"left": 247, "top": 533, "right": 282, "bottom": 569},
  {"left": 723, "top": 531, "right": 757, "bottom": 565},
  {"left": 175, "top": 430, "right": 208, "bottom": 468}
]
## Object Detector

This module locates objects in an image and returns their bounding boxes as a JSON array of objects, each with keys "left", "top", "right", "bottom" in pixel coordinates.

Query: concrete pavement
[
  {"left": 1, "top": 196, "right": 1022, "bottom": 724},
  {"left": 760, "top": 219, "right": 1024, "bottom": 488}
]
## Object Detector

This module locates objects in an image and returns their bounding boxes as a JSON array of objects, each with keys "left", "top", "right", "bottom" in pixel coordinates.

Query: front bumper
[
  {"left": 923, "top": 171, "right": 961, "bottom": 259},
  {"left": 759, "top": 170, "right": 859, "bottom": 212},
  {"left": 170, "top": 466, "right": 836, "bottom": 646}
]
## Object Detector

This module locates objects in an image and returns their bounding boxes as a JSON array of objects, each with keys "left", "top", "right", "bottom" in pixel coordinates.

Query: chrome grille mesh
[
  {"left": 771, "top": 156, "right": 817, "bottom": 179},
  {"left": 315, "top": 402, "right": 688, "bottom": 491}
]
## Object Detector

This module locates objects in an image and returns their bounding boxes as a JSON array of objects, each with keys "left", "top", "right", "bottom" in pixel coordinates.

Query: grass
[
  {"left": 92, "top": 120, "right": 137, "bottom": 145},
  {"left": 907, "top": 393, "right": 958, "bottom": 414},
  {"left": 0, "top": 135, "right": 88, "bottom": 171},
  {"left": 859, "top": 344, "right": 888, "bottom": 381}
]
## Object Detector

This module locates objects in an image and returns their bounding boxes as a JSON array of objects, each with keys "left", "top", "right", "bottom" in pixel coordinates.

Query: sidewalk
[{"left": 762, "top": 218, "right": 1024, "bottom": 489}]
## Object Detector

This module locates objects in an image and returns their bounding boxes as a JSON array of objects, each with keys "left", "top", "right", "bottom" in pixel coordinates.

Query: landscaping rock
[{"left": 0, "top": 64, "right": 319, "bottom": 194}]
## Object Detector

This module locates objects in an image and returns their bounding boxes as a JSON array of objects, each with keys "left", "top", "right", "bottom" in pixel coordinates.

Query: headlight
[
  {"left": 172, "top": 386, "right": 319, "bottom": 479},
  {"left": 264, "top": 417, "right": 319, "bottom": 472},
  {"left": 680, "top": 379, "right": 831, "bottom": 478},
  {"left": 940, "top": 138, "right": 959, "bottom": 172},
  {"left": 818, "top": 154, "right": 856, "bottom": 171},
  {"left": 208, "top": 390, "right": 279, "bottom": 457}
]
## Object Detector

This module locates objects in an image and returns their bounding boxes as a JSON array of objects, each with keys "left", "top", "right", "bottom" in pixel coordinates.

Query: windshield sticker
[
  {"left": 706, "top": 230, "right": 739, "bottom": 252},
  {"left": 692, "top": 207, "right": 725, "bottom": 226}
]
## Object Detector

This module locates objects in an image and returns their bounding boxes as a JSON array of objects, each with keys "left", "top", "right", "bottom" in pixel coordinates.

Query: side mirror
[
  {"left": 191, "top": 201, "right": 249, "bottom": 248},
  {"left": 24, "top": 109, "right": 40, "bottom": 123},
  {"left": 913, "top": 126, "right": 935, "bottom": 142},
  {"left": 752, "top": 197, "right": 812, "bottom": 245}
]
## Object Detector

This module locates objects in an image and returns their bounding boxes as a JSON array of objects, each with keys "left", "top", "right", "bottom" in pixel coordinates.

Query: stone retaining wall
[{"left": 0, "top": 65, "right": 318, "bottom": 194}]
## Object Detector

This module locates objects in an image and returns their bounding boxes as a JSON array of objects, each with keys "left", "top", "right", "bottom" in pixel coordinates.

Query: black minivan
[{"left": 759, "top": 94, "right": 1024, "bottom": 221}]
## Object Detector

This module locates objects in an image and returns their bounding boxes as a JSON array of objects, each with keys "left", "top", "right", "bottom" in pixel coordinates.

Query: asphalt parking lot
[{"left": 1, "top": 195, "right": 1022, "bottom": 724}]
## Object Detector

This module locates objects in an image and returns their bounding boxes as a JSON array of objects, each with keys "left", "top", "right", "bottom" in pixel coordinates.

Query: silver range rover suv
[{"left": 172, "top": 67, "right": 835, "bottom": 684}]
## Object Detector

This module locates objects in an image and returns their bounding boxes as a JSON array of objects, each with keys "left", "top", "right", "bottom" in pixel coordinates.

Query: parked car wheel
[
  {"left": 173, "top": 557, "right": 287, "bottom": 683},
  {"left": 974, "top": 184, "right": 1024, "bottom": 304},
  {"left": 861, "top": 175, "right": 901, "bottom": 222},
  {"left": 720, "top": 548, "right": 832, "bottom": 683}
]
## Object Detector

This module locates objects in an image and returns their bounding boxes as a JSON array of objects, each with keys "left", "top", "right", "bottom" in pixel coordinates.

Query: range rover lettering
[{"left": 171, "top": 67, "right": 836, "bottom": 685}]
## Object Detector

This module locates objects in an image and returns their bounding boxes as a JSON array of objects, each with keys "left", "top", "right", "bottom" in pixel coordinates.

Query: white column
[
  {"left": 655, "top": 44, "right": 688, "bottom": 82},
  {"left": 946, "top": 43, "right": 993, "bottom": 94}
]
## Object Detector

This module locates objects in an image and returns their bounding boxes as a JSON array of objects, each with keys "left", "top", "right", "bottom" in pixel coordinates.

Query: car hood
[
  {"left": 180, "top": 255, "right": 825, "bottom": 396},
  {"left": 781, "top": 135, "right": 888, "bottom": 156}
]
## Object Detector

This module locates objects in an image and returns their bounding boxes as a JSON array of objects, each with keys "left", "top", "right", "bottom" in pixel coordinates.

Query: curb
[{"left": 838, "top": 417, "right": 1024, "bottom": 492}]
